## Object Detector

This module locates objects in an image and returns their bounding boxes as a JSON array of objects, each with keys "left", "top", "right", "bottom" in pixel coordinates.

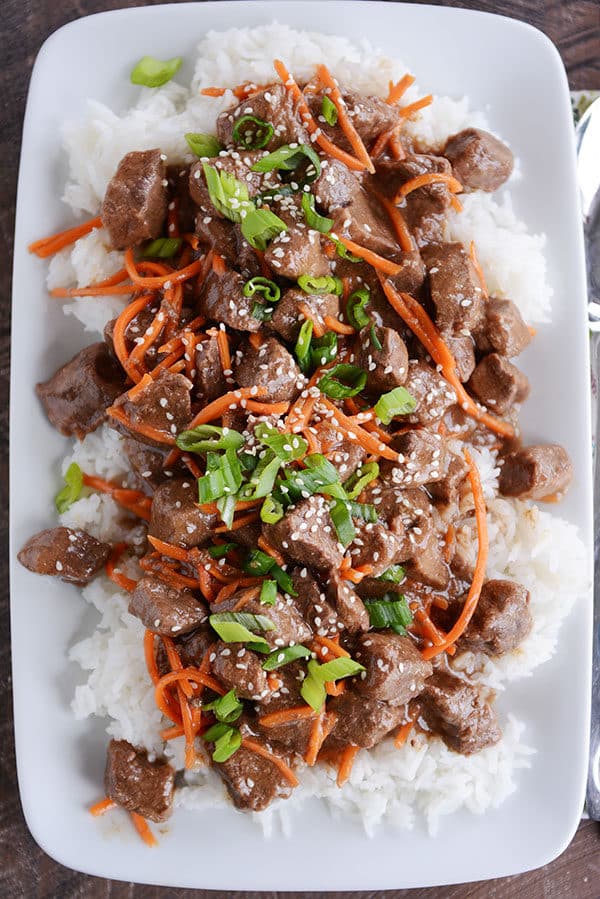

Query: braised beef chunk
[
  {"left": 326, "top": 570, "right": 370, "bottom": 632},
  {"left": 271, "top": 287, "right": 340, "bottom": 342},
  {"left": 255, "top": 662, "right": 314, "bottom": 755},
  {"left": 444, "top": 128, "right": 514, "bottom": 192},
  {"left": 362, "top": 483, "right": 433, "bottom": 559},
  {"left": 189, "top": 152, "right": 265, "bottom": 214},
  {"left": 199, "top": 267, "right": 261, "bottom": 332},
  {"left": 420, "top": 671, "right": 501, "bottom": 754},
  {"left": 428, "top": 450, "right": 469, "bottom": 509},
  {"left": 468, "top": 353, "right": 530, "bottom": 414},
  {"left": 150, "top": 478, "right": 218, "bottom": 549},
  {"left": 195, "top": 334, "right": 229, "bottom": 403},
  {"left": 104, "top": 739, "right": 174, "bottom": 822},
  {"left": 18, "top": 527, "right": 110, "bottom": 585},
  {"left": 384, "top": 430, "right": 447, "bottom": 487},
  {"left": 234, "top": 337, "right": 302, "bottom": 402},
  {"left": 111, "top": 369, "right": 192, "bottom": 446},
  {"left": 308, "top": 90, "right": 398, "bottom": 148},
  {"left": 406, "top": 539, "right": 450, "bottom": 589},
  {"left": 210, "top": 589, "right": 312, "bottom": 649},
  {"left": 422, "top": 242, "right": 484, "bottom": 335},
  {"left": 101, "top": 150, "right": 168, "bottom": 250},
  {"left": 128, "top": 575, "right": 207, "bottom": 636},
  {"left": 354, "top": 633, "right": 432, "bottom": 703},
  {"left": 404, "top": 360, "right": 456, "bottom": 425},
  {"left": 312, "top": 419, "right": 366, "bottom": 479},
  {"left": 499, "top": 444, "right": 573, "bottom": 500},
  {"left": 443, "top": 333, "right": 476, "bottom": 382},
  {"left": 263, "top": 495, "right": 344, "bottom": 572},
  {"left": 217, "top": 83, "right": 309, "bottom": 150},
  {"left": 477, "top": 298, "right": 532, "bottom": 358},
  {"left": 326, "top": 690, "right": 406, "bottom": 749},
  {"left": 354, "top": 326, "right": 409, "bottom": 393},
  {"left": 36, "top": 343, "right": 125, "bottom": 439},
  {"left": 264, "top": 198, "right": 329, "bottom": 279},
  {"left": 214, "top": 725, "right": 295, "bottom": 811},
  {"left": 350, "top": 521, "right": 403, "bottom": 577},
  {"left": 376, "top": 154, "right": 453, "bottom": 246},
  {"left": 123, "top": 437, "right": 168, "bottom": 492},
  {"left": 212, "top": 641, "right": 269, "bottom": 699},
  {"left": 174, "top": 626, "right": 214, "bottom": 668},
  {"left": 460, "top": 579, "right": 532, "bottom": 656},
  {"left": 292, "top": 568, "right": 341, "bottom": 638},
  {"left": 331, "top": 190, "right": 399, "bottom": 259}
]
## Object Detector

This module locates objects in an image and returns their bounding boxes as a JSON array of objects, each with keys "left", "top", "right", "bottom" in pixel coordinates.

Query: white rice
[{"left": 51, "top": 24, "right": 588, "bottom": 835}]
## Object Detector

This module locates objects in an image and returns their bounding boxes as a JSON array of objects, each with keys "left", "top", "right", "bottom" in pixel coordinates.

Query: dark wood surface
[{"left": 1, "top": 1, "right": 599, "bottom": 896}]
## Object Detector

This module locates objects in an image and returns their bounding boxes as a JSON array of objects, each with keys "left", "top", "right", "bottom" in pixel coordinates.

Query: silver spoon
[{"left": 576, "top": 96, "right": 600, "bottom": 820}]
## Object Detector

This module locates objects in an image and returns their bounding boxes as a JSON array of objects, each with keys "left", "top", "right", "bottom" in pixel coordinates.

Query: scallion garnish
[
  {"left": 242, "top": 276, "right": 281, "bottom": 304},
  {"left": 329, "top": 499, "right": 357, "bottom": 548},
  {"left": 378, "top": 565, "right": 406, "bottom": 584},
  {"left": 55, "top": 462, "right": 83, "bottom": 514},
  {"left": 300, "top": 192, "right": 333, "bottom": 234},
  {"left": 203, "top": 689, "right": 243, "bottom": 724},
  {"left": 310, "top": 331, "right": 338, "bottom": 367},
  {"left": 259, "top": 579, "right": 278, "bottom": 606},
  {"left": 251, "top": 302, "right": 273, "bottom": 321},
  {"left": 130, "top": 55, "right": 182, "bottom": 88},
  {"left": 260, "top": 494, "right": 284, "bottom": 524},
  {"left": 209, "top": 611, "right": 275, "bottom": 649},
  {"left": 202, "top": 722, "right": 242, "bottom": 763},
  {"left": 251, "top": 143, "right": 321, "bottom": 184},
  {"left": 364, "top": 595, "right": 413, "bottom": 635},
  {"left": 346, "top": 501, "right": 378, "bottom": 523},
  {"left": 300, "top": 660, "right": 328, "bottom": 712},
  {"left": 241, "top": 207, "right": 288, "bottom": 250},
  {"left": 294, "top": 319, "right": 314, "bottom": 372},
  {"left": 243, "top": 550, "right": 297, "bottom": 596},
  {"left": 202, "top": 163, "right": 251, "bottom": 222},
  {"left": 254, "top": 423, "right": 307, "bottom": 461},
  {"left": 297, "top": 274, "right": 343, "bottom": 296},
  {"left": 232, "top": 114, "right": 274, "bottom": 150},
  {"left": 185, "top": 132, "right": 221, "bottom": 158},
  {"left": 314, "top": 656, "right": 365, "bottom": 681},
  {"left": 216, "top": 493, "right": 237, "bottom": 530},
  {"left": 330, "top": 237, "right": 362, "bottom": 262},
  {"left": 374, "top": 386, "right": 417, "bottom": 425},
  {"left": 242, "top": 451, "right": 282, "bottom": 499},
  {"left": 369, "top": 323, "right": 383, "bottom": 350},
  {"left": 279, "top": 453, "right": 344, "bottom": 502},
  {"left": 208, "top": 543, "right": 237, "bottom": 559},
  {"left": 177, "top": 424, "right": 244, "bottom": 454},
  {"left": 321, "top": 95, "right": 338, "bottom": 126},
  {"left": 197, "top": 448, "right": 242, "bottom": 502},
  {"left": 317, "top": 363, "right": 367, "bottom": 399},
  {"left": 141, "top": 237, "right": 182, "bottom": 259},
  {"left": 346, "top": 287, "right": 371, "bottom": 330},
  {"left": 262, "top": 644, "right": 312, "bottom": 670},
  {"left": 343, "top": 462, "right": 380, "bottom": 499}
]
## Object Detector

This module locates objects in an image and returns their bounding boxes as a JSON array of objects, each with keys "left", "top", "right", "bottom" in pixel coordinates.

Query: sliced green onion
[
  {"left": 364, "top": 595, "right": 413, "bottom": 635},
  {"left": 142, "top": 238, "right": 182, "bottom": 259},
  {"left": 300, "top": 660, "right": 328, "bottom": 712},
  {"left": 177, "top": 424, "right": 244, "bottom": 454},
  {"left": 294, "top": 319, "right": 314, "bottom": 372},
  {"left": 240, "top": 452, "right": 259, "bottom": 473},
  {"left": 310, "top": 331, "right": 338, "bottom": 368},
  {"left": 346, "top": 287, "right": 371, "bottom": 330},
  {"left": 378, "top": 564, "right": 406, "bottom": 584},
  {"left": 318, "top": 364, "right": 367, "bottom": 399},
  {"left": 130, "top": 56, "right": 182, "bottom": 88},
  {"left": 216, "top": 493, "right": 237, "bottom": 530},
  {"left": 241, "top": 207, "right": 288, "bottom": 250},
  {"left": 243, "top": 550, "right": 297, "bottom": 596},
  {"left": 262, "top": 644, "right": 312, "bottom": 671},
  {"left": 55, "top": 462, "right": 83, "bottom": 514},
  {"left": 314, "top": 657, "right": 365, "bottom": 682},
  {"left": 331, "top": 237, "right": 362, "bottom": 262},
  {"left": 197, "top": 448, "right": 242, "bottom": 502},
  {"left": 185, "top": 132, "right": 221, "bottom": 158},
  {"left": 254, "top": 423, "right": 307, "bottom": 461},
  {"left": 329, "top": 499, "right": 356, "bottom": 548},
  {"left": 260, "top": 494, "right": 284, "bottom": 524},
  {"left": 344, "top": 462, "right": 380, "bottom": 500},
  {"left": 208, "top": 543, "right": 237, "bottom": 559},
  {"left": 202, "top": 163, "right": 251, "bottom": 223},
  {"left": 203, "top": 689, "right": 243, "bottom": 724},
  {"left": 369, "top": 323, "right": 383, "bottom": 350},
  {"left": 259, "top": 579, "right": 278, "bottom": 606},
  {"left": 251, "top": 143, "right": 321, "bottom": 184},
  {"left": 280, "top": 453, "right": 342, "bottom": 501},
  {"left": 232, "top": 114, "right": 274, "bottom": 150},
  {"left": 202, "top": 721, "right": 232, "bottom": 742},
  {"left": 209, "top": 611, "right": 275, "bottom": 646},
  {"left": 251, "top": 302, "right": 272, "bottom": 321},
  {"left": 374, "top": 386, "right": 417, "bottom": 425},
  {"left": 346, "top": 501, "right": 378, "bottom": 523},
  {"left": 297, "top": 274, "right": 342, "bottom": 296},
  {"left": 202, "top": 723, "right": 242, "bottom": 763},
  {"left": 270, "top": 565, "right": 296, "bottom": 597},
  {"left": 300, "top": 192, "right": 333, "bottom": 234},
  {"left": 321, "top": 95, "right": 338, "bottom": 126},
  {"left": 242, "top": 276, "right": 281, "bottom": 304},
  {"left": 243, "top": 451, "right": 282, "bottom": 500}
]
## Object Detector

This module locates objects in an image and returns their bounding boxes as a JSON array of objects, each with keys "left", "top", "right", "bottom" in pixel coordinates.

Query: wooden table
[{"left": 1, "top": 1, "right": 599, "bottom": 895}]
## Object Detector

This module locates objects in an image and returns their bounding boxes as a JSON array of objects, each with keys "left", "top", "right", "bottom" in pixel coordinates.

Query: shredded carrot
[
  {"left": 245, "top": 399, "right": 290, "bottom": 416},
  {"left": 422, "top": 450, "right": 488, "bottom": 660},
  {"left": 342, "top": 566, "right": 371, "bottom": 584},
  {"left": 29, "top": 215, "right": 103, "bottom": 258},
  {"left": 297, "top": 302, "right": 325, "bottom": 338},
  {"left": 89, "top": 797, "right": 116, "bottom": 817},
  {"left": 322, "top": 315, "right": 355, "bottom": 335},
  {"left": 443, "top": 524, "right": 455, "bottom": 562},
  {"left": 160, "top": 724, "right": 185, "bottom": 741},
  {"left": 185, "top": 386, "right": 268, "bottom": 429},
  {"left": 257, "top": 535, "right": 286, "bottom": 567},
  {"left": 211, "top": 253, "right": 227, "bottom": 275},
  {"left": 248, "top": 332, "right": 263, "bottom": 350},
  {"left": 336, "top": 745, "right": 359, "bottom": 787},
  {"left": 450, "top": 194, "right": 463, "bottom": 213},
  {"left": 285, "top": 393, "right": 317, "bottom": 434},
  {"left": 333, "top": 236, "right": 402, "bottom": 276},
  {"left": 258, "top": 706, "right": 317, "bottom": 728},
  {"left": 389, "top": 129, "right": 406, "bottom": 160},
  {"left": 215, "top": 580, "right": 241, "bottom": 605},
  {"left": 399, "top": 94, "right": 433, "bottom": 119},
  {"left": 394, "top": 718, "right": 414, "bottom": 748},
  {"left": 386, "top": 74, "right": 416, "bottom": 105},
  {"left": 325, "top": 679, "right": 345, "bottom": 697},
  {"left": 143, "top": 630, "right": 161, "bottom": 685},
  {"left": 82, "top": 473, "right": 153, "bottom": 520},
  {"left": 139, "top": 556, "right": 201, "bottom": 592},
  {"left": 198, "top": 498, "right": 260, "bottom": 514},
  {"left": 50, "top": 268, "right": 133, "bottom": 297},
  {"left": 107, "top": 403, "right": 178, "bottom": 447},
  {"left": 320, "top": 398, "right": 400, "bottom": 461},
  {"left": 124, "top": 247, "right": 204, "bottom": 289},
  {"left": 267, "top": 673, "right": 282, "bottom": 692},
  {"left": 394, "top": 172, "right": 462, "bottom": 204},
  {"left": 469, "top": 240, "right": 488, "bottom": 297},
  {"left": 214, "top": 510, "right": 260, "bottom": 533},
  {"left": 414, "top": 608, "right": 446, "bottom": 646},
  {"left": 241, "top": 738, "right": 299, "bottom": 786},
  {"left": 130, "top": 812, "right": 157, "bottom": 847},
  {"left": 316, "top": 65, "right": 375, "bottom": 174},
  {"left": 273, "top": 59, "right": 367, "bottom": 173},
  {"left": 200, "top": 86, "right": 227, "bottom": 97},
  {"left": 312, "top": 634, "right": 350, "bottom": 659},
  {"left": 112, "top": 293, "right": 157, "bottom": 382},
  {"left": 147, "top": 536, "right": 190, "bottom": 562},
  {"left": 371, "top": 189, "right": 413, "bottom": 253},
  {"left": 105, "top": 543, "right": 137, "bottom": 593},
  {"left": 305, "top": 711, "right": 337, "bottom": 767},
  {"left": 155, "top": 669, "right": 226, "bottom": 712}
]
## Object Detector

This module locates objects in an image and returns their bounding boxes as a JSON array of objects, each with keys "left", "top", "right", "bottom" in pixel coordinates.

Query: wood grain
[{"left": 1, "top": 1, "right": 599, "bottom": 896}]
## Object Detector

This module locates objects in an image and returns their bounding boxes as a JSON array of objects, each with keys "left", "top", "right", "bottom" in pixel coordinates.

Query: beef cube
[
  {"left": 460, "top": 579, "right": 532, "bottom": 656},
  {"left": 271, "top": 287, "right": 340, "bottom": 342},
  {"left": 101, "top": 149, "right": 168, "bottom": 250},
  {"left": 255, "top": 662, "right": 315, "bottom": 755},
  {"left": 263, "top": 495, "right": 344, "bottom": 572},
  {"left": 382, "top": 429, "right": 447, "bottom": 488},
  {"left": 166, "top": 164, "right": 197, "bottom": 233},
  {"left": 444, "top": 128, "right": 514, "bottom": 192},
  {"left": 123, "top": 437, "right": 169, "bottom": 492},
  {"left": 326, "top": 570, "right": 370, "bottom": 633},
  {"left": 217, "top": 83, "right": 309, "bottom": 150},
  {"left": 264, "top": 197, "right": 329, "bottom": 279},
  {"left": 443, "top": 333, "right": 476, "bottom": 382},
  {"left": 36, "top": 343, "right": 125, "bottom": 440},
  {"left": 174, "top": 626, "right": 214, "bottom": 668},
  {"left": 291, "top": 568, "right": 340, "bottom": 638},
  {"left": 313, "top": 158, "right": 363, "bottom": 211},
  {"left": 428, "top": 450, "right": 469, "bottom": 508},
  {"left": 234, "top": 337, "right": 302, "bottom": 403},
  {"left": 354, "top": 326, "right": 409, "bottom": 393},
  {"left": 375, "top": 154, "right": 453, "bottom": 247},
  {"left": 354, "top": 633, "right": 432, "bottom": 703},
  {"left": 468, "top": 353, "right": 530, "bottom": 414},
  {"left": 405, "top": 360, "right": 457, "bottom": 425},
  {"left": 406, "top": 539, "right": 450, "bottom": 589},
  {"left": 478, "top": 298, "right": 532, "bottom": 358},
  {"left": 199, "top": 267, "right": 261, "bottom": 332},
  {"left": 326, "top": 690, "right": 406, "bottom": 749},
  {"left": 312, "top": 419, "right": 366, "bottom": 479},
  {"left": 422, "top": 242, "right": 484, "bottom": 335},
  {"left": 195, "top": 333, "right": 229, "bottom": 404},
  {"left": 498, "top": 444, "right": 573, "bottom": 500},
  {"left": 388, "top": 249, "right": 427, "bottom": 296},
  {"left": 350, "top": 521, "right": 404, "bottom": 576},
  {"left": 210, "top": 590, "right": 312, "bottom": 650},
  {"left": 212, "top": 641, "right": 269, "bottom": 699},
  {"left": 331, "top": 192, "right": 399, "bottom": 259},
  {"left": 214, "top": 726, "right": 295, "bottom": 811},
  {"left": 189, "top": 152, "right": 264, "bottom": 214},
  {"left": 150, "top": 478, "right": 219, "bottom": 549},
  {"left": 230, "top": 519, "right": 262, "bottom": 550},
  {"left": 420, "top": 671, "right": 501, "bottom": 754},
  {"left": 111, "top": 369, "right": 192, "bottom": 447},
  {"left": 361, "top": 482, "right": 429, "bottom": 556},
  {"left": 104, "top": 739, "right": 174, "bottom": 822},
  {"left": 309, "top": 90, "right": 398, "bottom": 150},
  {"left": 18, "top": 527, "right": 110, "bottom": 585},
  {"left": 128, "top": 575, "right": 207, "bottom": 636}
]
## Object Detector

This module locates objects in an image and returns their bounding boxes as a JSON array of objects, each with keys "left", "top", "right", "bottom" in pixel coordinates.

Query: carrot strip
[
  {"left": 200, "top": 86, "right": 226, "bottom": 97},
  {"left": 185, "top": 387, "right": 268, "bottom": 429},
  {"left": 155, "top": 669, "right": 226, "bottom": 708},
  {"left": 106, "top": 404, "right": 178, "bottom": 447},
  {"left": 29, "top": 215, "right": 103, "bottom": 258},
  {"left": 105, "top": 542, "right": 137, "bottom": 593},
  {"left": 469, "top": 240, "right": 488, "bottom": 297},
  {"left": 333, "top": 236, "right": 402, "bottom": 276},
  {"left": 305, "top": 711, "right": 337, "bottom": 767},
  {"left": 386, "top": 74, "right": 416, "bottom": 105},
  {"left": 422, "top": 449, "right": 488, "bottom": 660},
  {"left": 312, "top": 634, "right": 350, "bottom": 659},
  {"left": 241, "top": 738, "right": 299, "bottom": 786},
  {"left": 320, "top": 398, "right": 400, "bottom": 461},
  {"left": 161, "top": 637, "right": 193, "bottom": 698},
  {"left": 371, "top": 189, "right": 413, "bottom": 253},
  {"left": 130, "top": 812, "right": 157, "bottom": 847},
  {"left": 214, "top": 511, "right": 260, "bottom": 533},
  {"left": 89, "top": 797, "right": 116, "bottom": 817},
  {"left": 325, "top": 679, "right": 345, "bottom": 697},
  {"left": 450, "top": 194, "right": 463, "bottom": 213},
  {"left": 245, "top": 399, "right": 290, "bottom": 416},
  {"left": 211, "top": 253, "right": 227, "bottom": 275},
  {"left": 316, "top": 65, "right": 375, "bottom": 173},
  {"left": 399, "top": 94, "right": 433, "bottom": 118},
  {"left": 323, "top": 315, "right": 355, "bottom": 336},
  {"left": 112, "top": 293, "right": 157, "bottom": 382},
  {"left": 215, "top": 329, "right": 232, "bottom": 372},
  {"left": 394, "top": 719, "right": 414, "bottom": 748},
  {"left": 139, "top": 557, "right": 201, "bottom": 592},
  {"left": 147, "top": 536, "right": 190, "bottom": 562},
  {"left": 50, "top": 282, "right": 135, "bottom": 298},
  {"left": 285, "top": 393, "right": 317, "bottom": 434},
  {"left": 257, "top": 535, "right": 286, "bottom": 567},
  {"left": 124, "top": 247, "right": 204, "bottom": 289},
  {"left": 389, "top": 129, "right": 406, "bottom": 160},
  {"left": 143, "top": 630, "right": 161, "bottom": 686},
  {"left": 337, "top": 745, "right": 359, "bottom": 787},
  {"left": 298, "top": 302, "right": 325, "bottom": 338},
  {"left": 443, "top": 524, "right": 455, "bottom": 562},
  {"left": 258, "top": 706, "right": 317, "bottom": 728},
  {"left": 82, "top": 473, "right": 153, "bottom": 520},
  {"left": 394, "top": 172, "right": 462, "bottom": 204}
]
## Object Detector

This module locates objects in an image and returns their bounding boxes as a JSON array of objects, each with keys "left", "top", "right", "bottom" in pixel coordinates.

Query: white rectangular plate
[{"left": 10, "top": 1, "right": 592, "bottom": 890}]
